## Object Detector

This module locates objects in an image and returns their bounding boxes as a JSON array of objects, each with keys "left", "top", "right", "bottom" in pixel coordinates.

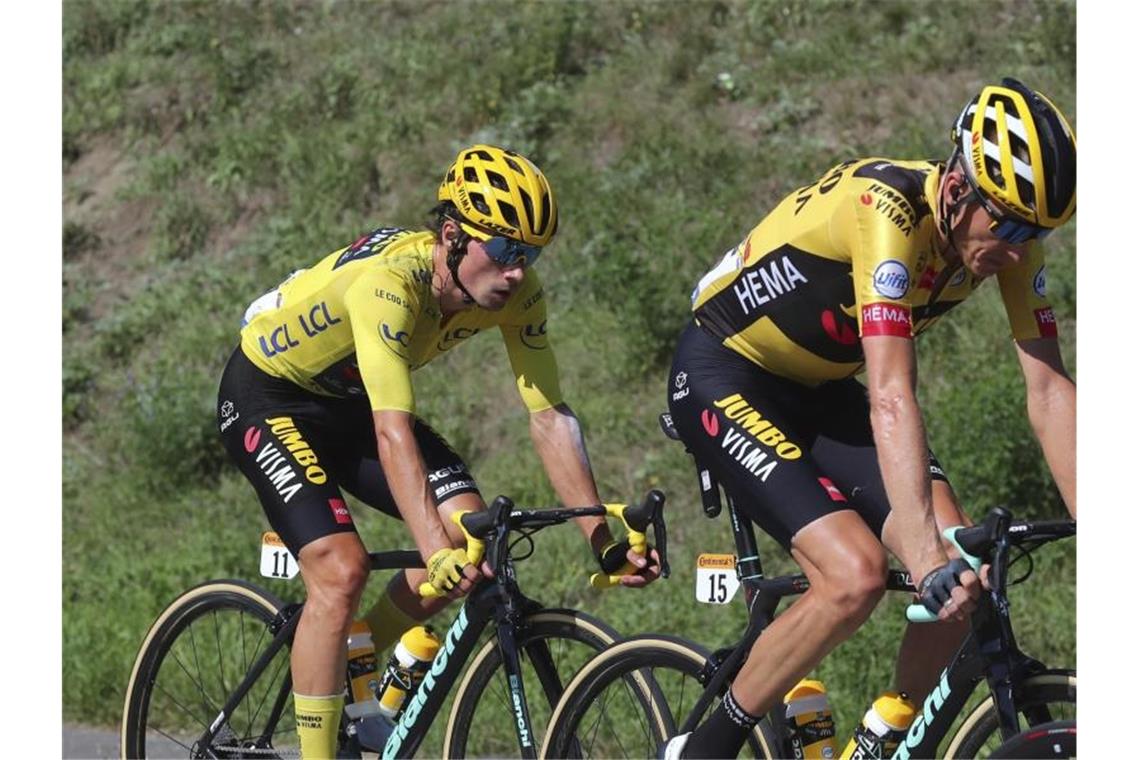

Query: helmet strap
[
  {"left": 938, "top": 150, "right": 971, "bottom": 263},
  {"left": 445, "top": 229, "right": 477, "bottom": 305}
]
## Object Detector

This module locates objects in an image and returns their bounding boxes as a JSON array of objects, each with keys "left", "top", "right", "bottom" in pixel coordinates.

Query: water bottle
[
  {"left": 343, "top": 621, "right": 394, "bottom": 750},
  {"left": 839, "top": 691, "right": 916, "bottom": 760},
  {"left": 783, "top": 678, "right": 839, "bottom": 759},
  {"left": 377, "top": 626, "right": 442, "bottom": 719}
]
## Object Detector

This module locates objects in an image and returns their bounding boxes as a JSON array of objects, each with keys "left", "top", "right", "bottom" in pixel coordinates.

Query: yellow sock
[
  {"left": 362, "top": 585, "right": 421, "bottom": 652},
  {"left": 294, "top": 692, "right": 344, "bottom": 760}
]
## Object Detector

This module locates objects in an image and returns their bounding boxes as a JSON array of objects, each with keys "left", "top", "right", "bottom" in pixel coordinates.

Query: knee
[
  {"left": 302, "top": 543, "right": 370, "bottom": 618},
  {"left": 817, "top": 552, "right": 887, "bottom": 627}
]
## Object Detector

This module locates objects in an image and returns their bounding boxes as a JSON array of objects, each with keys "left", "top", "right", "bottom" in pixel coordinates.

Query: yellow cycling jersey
[
  {"left": 239, "top": 227, "right": 562, "bottom": 413},
  {"left": 690, "top": 158, "right": 1057, "bottom": 386}
]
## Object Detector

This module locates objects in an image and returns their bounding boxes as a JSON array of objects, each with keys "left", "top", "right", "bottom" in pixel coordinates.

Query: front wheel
[
  {"left": 120, "top": 580, "right": 297, "bottom": 759},
  {"left": 540, "top": 634, "right": 779, "bottom": 759},
  {"left": 944, "top": 671, "right": 1076, "bottom": 758},
  {"left": 443, "top": 609, "right": 621, "bottom": 758}
]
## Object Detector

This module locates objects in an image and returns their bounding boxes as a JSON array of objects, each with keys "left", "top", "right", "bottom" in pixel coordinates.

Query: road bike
[
  {"left": 540, "top": 415, "right": 1075, "bottom": 759},
  {"left": 121, "top": 491, "right": 667, "bottom": 759}
]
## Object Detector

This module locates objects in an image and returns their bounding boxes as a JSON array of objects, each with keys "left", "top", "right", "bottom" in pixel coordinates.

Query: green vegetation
[{"left": 63, "top": 0, "right": 1075, "bottom": 744}]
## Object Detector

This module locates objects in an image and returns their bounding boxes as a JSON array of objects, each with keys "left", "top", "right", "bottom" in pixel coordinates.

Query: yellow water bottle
[
  {"left": 840, "top": 691, "right": 916, "bottom": 760},
  {"left": 784, "top": 679, "right": 839, "bottom": 758},
  {"left": 377, "top": 626, "right": 442, "bottom": 719},
  {"left": 344, "top": 621, "right": 382, "bottom": 719}
]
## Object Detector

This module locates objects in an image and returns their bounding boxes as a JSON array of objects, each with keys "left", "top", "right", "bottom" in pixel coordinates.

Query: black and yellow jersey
[
  {"left": 239, "top": 228, "right": 561, "bottom": 413},
  {"left": 690, "top": 158, "right": 1058, "bottom": 386}
]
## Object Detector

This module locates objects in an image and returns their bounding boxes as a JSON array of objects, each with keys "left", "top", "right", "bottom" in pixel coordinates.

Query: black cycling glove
[{"left": 917, "top": 558, "right": 974, "bottom": 615}]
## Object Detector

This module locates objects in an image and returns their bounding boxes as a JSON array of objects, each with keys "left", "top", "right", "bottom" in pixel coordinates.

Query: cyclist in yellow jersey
[
  {"left": 662, "top": 79, "right": 1076, "bottom": 759},
  {"left": 217, "top": 145, "right": 661, "bottom": 758}
]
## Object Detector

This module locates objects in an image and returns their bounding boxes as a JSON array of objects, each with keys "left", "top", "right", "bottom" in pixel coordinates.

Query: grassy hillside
[{"left": 63, "top": 0, "right": 1076, "bottom": 743}]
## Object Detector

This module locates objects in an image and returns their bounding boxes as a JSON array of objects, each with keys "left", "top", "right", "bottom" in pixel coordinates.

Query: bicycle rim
[
  {"left": 943, "top": 671, "right": 1076, "bottom": 758},
  {"left": 121, "top": 581, "right": 297, "bottom": 759},
  {"left": 542, "top": 635, "right": 775, "bottom": 759},
  {"left": 443, "top": 610, "right": 619, "bottom": 758}
]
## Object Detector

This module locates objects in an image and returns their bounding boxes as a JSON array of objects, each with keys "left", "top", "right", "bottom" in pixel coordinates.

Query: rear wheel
[
  {"left": 443, "top": 609, "right": 620, "bottom": 758},
  {"left": 990, "top": 720, "right": 1075, "bottom": 759},
  {"left": 120, "top": 580, "right": 298, "bottom": 758},
  {"left": 944, "top": 671, "right": 1076, "bottom": 758},
  {"left": 541, "top": 634, "right": 778, "bottom": 759}
]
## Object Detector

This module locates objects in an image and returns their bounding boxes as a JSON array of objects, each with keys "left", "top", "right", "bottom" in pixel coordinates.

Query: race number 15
[{"left": 694, "top": 553, "right": 739, "bottom": 604}]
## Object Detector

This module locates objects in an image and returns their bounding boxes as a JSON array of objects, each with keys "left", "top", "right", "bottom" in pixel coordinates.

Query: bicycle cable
[{"left": 508, "top": 528, "right": 538, "bottom": 562}]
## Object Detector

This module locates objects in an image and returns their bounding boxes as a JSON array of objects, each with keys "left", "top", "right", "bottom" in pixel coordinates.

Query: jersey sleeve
[
  {"left": 846, "top": 187, "right": 921, "bottom": 339},
  {"left": 499, "top": 272, "right": 564, "bottom": 413},
  {"left": 343, "top": 267, "right": 422, "bottom": 413},
  {"left": 997, "top": 243, "right": 1058, "bottom": 340}
]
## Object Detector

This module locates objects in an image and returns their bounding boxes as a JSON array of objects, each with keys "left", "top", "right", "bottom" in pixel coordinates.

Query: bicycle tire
[
  {"left": 442, "top": 609, "right": 621, "bottom": 759},
  {"left": 943, "top": 671, "right": 1076, "bottom": 758},
  {"left": 540, "top": 634, "right": 778, "bottom": 759},
  {"left": 120, "top": 580, "right": 296, "bottom": 759},
  {"left": 990, "top": 720, "right": 1075, "bottom": 759}
]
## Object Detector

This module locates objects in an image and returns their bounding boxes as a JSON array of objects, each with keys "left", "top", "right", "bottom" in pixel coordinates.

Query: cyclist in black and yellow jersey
[
  {"left": 217, "top": 145, "right": 660, "bottom": 758},
  {"left": 663, "top": 79, "right": 1076, "bottom": 759}
]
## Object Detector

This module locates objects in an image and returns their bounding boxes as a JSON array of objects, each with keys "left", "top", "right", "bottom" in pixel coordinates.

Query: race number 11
[
  {"left": 695, "top": 553, "right": 739, "bottom": 604},
  {"left": 260, "top": 532, "right": 299, "bottom": 579}
]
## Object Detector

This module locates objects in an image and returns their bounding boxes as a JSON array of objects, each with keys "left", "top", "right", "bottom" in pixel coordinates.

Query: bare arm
[
  {"left": 528, "top": 403, "right": 614, "bottom": 555},
  {"left": 1014, "top": 337, "right": 1076, "bottom": 517},
  {"left": 373, "top": 410, "right": 452, "bottom": 560},
  {"left": 863, "top": 335, "right": 948, "bottom": 580}
]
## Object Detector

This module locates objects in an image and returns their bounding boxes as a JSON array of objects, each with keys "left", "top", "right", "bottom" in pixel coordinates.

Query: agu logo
[{"left": 872, "top": 260, "right": 910, "bottom": 299}]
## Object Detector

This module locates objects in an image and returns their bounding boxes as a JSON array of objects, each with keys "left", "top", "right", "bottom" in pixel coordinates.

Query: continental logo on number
[
  {"left": 265, "top": 417, "right": 328, "bottom": 484},
  {"left": 697, "top": 554, "right": 736, "bottom": 569},
  {"left": 712, "top": 394, "right": 802, "bottom": 459}
]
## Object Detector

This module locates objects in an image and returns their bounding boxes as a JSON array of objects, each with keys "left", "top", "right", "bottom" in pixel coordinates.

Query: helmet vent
[
  {"left": 470, "top": 193, "right": 491, "bottom": 216},
  {"left": 471, "top": 149, "right": 493, "bottom": 161},
  {"left": 464, "top": 167, "right": 479, "bottom": 183},
  {"left": 518, "top": 190, "right": 535, "bottom": 232},
  {"left": 487, "top": 170, "right": 509, "bottom": 191},
  {"left": 538, "top": 193, "right": 552, "bottom": 236},
  {"left": 499, "top": 200, "right": 520, "bottom": 229},
  {"left": 504, "top": 156, "right": 524, "bottom": 176}
]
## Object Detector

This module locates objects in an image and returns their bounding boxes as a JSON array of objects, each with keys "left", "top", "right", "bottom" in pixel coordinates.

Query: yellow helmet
[
  {"left": 951, "top": 78, "right": 1076, "bottom": 230},
  {"left": 437, "top": 144, "right": 559, "bottom": 246}
]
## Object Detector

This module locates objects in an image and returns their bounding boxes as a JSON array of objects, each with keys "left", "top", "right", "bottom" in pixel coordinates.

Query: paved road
[{"left": 63, "top": 725, "right": 119, "bottom": 759}]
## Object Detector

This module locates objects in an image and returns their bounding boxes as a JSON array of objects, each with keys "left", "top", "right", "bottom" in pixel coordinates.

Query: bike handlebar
[
  {"left": 906, "top": 508, "right": 1076, "bottom": 623},
  {"left": 418, "top": 490, "right": 669, "bottom": 598}
]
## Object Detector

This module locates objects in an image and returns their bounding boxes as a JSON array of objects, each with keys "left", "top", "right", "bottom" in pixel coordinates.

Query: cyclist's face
[
  {"left": 459, "top": 237, "right": 527, "bottom": 310},
  {"left": 954, "top": 203, "right": 1031, "bottom": 277}
]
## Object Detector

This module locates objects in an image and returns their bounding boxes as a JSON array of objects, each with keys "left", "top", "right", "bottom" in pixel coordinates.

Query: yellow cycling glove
[{"left": 425, "top": 547, "right": 471, "bottom": 594}]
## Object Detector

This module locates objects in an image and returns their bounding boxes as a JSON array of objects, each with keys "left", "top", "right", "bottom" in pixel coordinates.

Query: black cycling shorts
[
  {"left": 666, "top": 322, "right": 949, "bottom": 551},
  {"left": 217, "top": 347, "right": 480, "bottom": 555}
]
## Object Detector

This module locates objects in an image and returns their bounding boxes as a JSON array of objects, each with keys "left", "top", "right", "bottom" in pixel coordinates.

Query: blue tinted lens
[
  {"left": 483, "top": 237, "right": 542, "bottom": 267},
  {"left": 992, "top": 218, "right": 1050, "bottom": 244}
]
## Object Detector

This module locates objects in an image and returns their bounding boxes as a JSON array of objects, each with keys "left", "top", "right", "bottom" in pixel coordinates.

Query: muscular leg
[
  {"left": 729, "top": 510, "right": 888, "bottom": 715},
  {"left": 294, "top": 532, "right": 372, "bottom": 695},
  {"left": 883, "top": 481, "right": 972, "bottom": 698}
]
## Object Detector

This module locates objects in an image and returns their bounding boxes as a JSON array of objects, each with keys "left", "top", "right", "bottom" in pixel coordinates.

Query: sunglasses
[
  {"left": 458, "top": 220, "right": 543, "bottom": 269},
  {"left": 961, "top": 171, "right": 1052, "bottom": 244}
]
